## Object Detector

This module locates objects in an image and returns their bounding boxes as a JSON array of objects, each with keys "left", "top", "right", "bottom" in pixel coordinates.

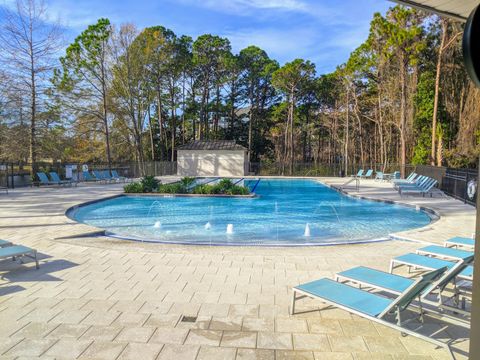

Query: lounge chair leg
[
  {"left": 34, "top": 251, "right": 39, "bottom": 269},
  {"left": 290, "top": 291, "right": 297, "bottom": 315}
]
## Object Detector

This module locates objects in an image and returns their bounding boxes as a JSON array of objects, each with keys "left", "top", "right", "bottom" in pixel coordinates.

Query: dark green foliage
[
  {"left": 124, "top": 182, "right": 144, "bottom": 193},
  {"left": 157, "top": 183, "right": 186, "bottom": 193},
  {"left": 192, "top": 179, "right": 250, "bottom": 195},
  {"left": 180, "top": 176, "right": 196, "bottom": 188},
  {"left": 141, "top": 176, "right": 159, "bottom": 192}
]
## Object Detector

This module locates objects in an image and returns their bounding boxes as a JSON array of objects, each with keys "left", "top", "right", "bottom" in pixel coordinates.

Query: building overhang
[{"left": 390, "top": 0, "right": 478, "bottom": 22}]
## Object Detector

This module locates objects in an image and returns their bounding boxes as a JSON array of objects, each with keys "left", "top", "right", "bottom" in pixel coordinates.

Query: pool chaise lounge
[
  {"left": 361, "top": 169, "right": 373, "bottom": 178},
  {"left": 392, "top": 172, "right": 417, "bottom": 187},
  {"left": 291, "top": 268, "right": 454, "bottom": 357},
  {"left": 111, "top": 170, "right": 128, "bottom": 183},
  {"left": 0, "top": 186, "right": 8, "bottom": 194},
  {"left": 416, "top": 245, "right": 473, "bottom": 261},
  {"left": 390, "top": 253, "right": 473, "bottom": 281},
  {"left": 0, "top": 245, "right": 39, "bottom": 269},
  {"left": 445, "top": 237, "right": 475, "bottom": 249},
  {"left": 0, "top": 239, "right": 12, "bottom": 247},
  {"left": 336, "top": 255, "right": 473, "bottom": 316},
  {"left": 352, "top": 169, "right": 364, "bottom": 178},
  {"left": 399, "top": 178, "right": 438, "bottom": 197},
  {"left": 37, "top": 172, "right": 58, "bottom": 186},
  {"left": 49, "top": 172, "right": 76, "bottom": 187},
  {"left": 83, "top": 171, "right": 102, "bottom": 183}
]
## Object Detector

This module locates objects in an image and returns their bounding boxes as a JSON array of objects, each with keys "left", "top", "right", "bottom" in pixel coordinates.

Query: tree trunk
[
  {"left": 344, "top": 89, "right": 349, "bottom": 175},
  {"left": 399, "top": 54, "right": 407, "bottom": 178},
  {"left": 431, "top": 20, "right": 447, "bottom": 165},
  {"left": 29, "top": 51, "right": 37, "bottom": 178}
]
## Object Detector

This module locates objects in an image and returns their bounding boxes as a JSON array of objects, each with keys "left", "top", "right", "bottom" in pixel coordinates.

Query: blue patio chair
[
  {"left": 396, "top": 175, "right": 427, "bottom": 190},
  {"left": 351, "top": 169, "right": 364, "bottom": 178},
  {"left": 336, "top": 254, "right": 473, "bottom": 316},
  {"left": 393, "top": 172, "right": 417, "bottom": 186},
  {"left": 416, "top": 245, "right": 473, "bottom": 261},
  {"left": 101, "top": 170, "right": 116, "bottom": 183},
  {"left": 445, "top": 237, "right": 475, "bottom": 249},
  {"left": 0, "top": 245, "right": 39, "bottom": 269},
  {"left": 0, "top": 239, "right": 12, "bottom": 247},
  {"left": 390, "top": 253, "right": 473, "bottom": 281},
  {"left": 92, "top": 170, "right": 110, "bottom": 184},
  {"left": 49, "top": 172, "right": 75, "bottom": 187},
  {"left": 36, "top": 172, "right": 55, "bottom": 186},
  {"left": 82, "top": 171, "right": 101, "bottom": 182},
  {"left": 361, "top": 169, "right": 373, "bottom": 178},
  {"left": 111, "top": 170, "right": 127, "bottom": 183},
  {"left": 291, "top": 267, "right": 453, "bottom": 357},
  {"left": 399, "top": 178, "right": 437, "bottom": 196}
]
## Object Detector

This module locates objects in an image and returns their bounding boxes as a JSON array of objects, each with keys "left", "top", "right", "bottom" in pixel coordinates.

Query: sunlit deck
[{"left": 0, "top": 178, "right": 474, "bottom": 359}]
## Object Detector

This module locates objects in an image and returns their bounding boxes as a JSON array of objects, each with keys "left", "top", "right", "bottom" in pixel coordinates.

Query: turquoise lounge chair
[
  {"left": 400, "top": 178, "right": 438, "bottom": 197},
  {"left": 49, "top": 172, "right": 75, "bottom": 187},
  {"left": 351, "top": 169, "right": 364, "bottom": 178},
  {"left": 396, "top": 175, "right": 427, "bottom": 189},
  {"left": 0, "top": 239, "right": 12, "bottom": 247},
  {"left": 83, "top": 171, "right": 101, "bottom": 183},
  {"left": 291, "top": 268, "right": 453, "bottom": 357},
  {"left": 37, "top": 172, "right": 56, "bottom": 186},
  {"left": 445, "top": 237, "right": 474, "bottom": 250},
  {"left": 336, "top": 255, "right": 473, "bottom": 317},
  {"left": 393, "top": 172, "right": 417, "bottom": 185},
  {"left": 374, "top": 171, "right": 391, "bottom": 181},
  {"left": 361, "top": 169, "right": 373, "bottom": 178},
  {"left": 111, "top": 170, "right": 128, "bottom": 183},
  {"left": 390, "top": 253, "right": 473, "bottom": 281},
  {"left": 100, "top": 170, "right": 115, "bottom": 183},
  {"left": 416, "top": 245, "right": 473, "bottom": 261},
  {"left": 92, "top": 170, "right": 111, "bottom": 183},
  {"left": 0, "top": 245, "right": 39, "bottom": 269}
]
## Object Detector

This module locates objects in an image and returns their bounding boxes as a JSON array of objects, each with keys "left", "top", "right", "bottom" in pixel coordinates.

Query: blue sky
[{"left": 3, "top": 0, "right": 392, "bottom": 74}]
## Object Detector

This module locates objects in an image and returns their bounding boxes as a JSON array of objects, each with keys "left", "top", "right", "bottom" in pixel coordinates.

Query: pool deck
[{"left": 0, "top": 177, "right": 475, "bottom": 360}]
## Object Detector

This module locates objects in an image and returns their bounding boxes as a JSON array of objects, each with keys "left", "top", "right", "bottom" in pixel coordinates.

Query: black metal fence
[
  {"left": 1, "top": 159, "right": 477, "bottom": 205},
  {"left": 248, "top": 162, "right": 414, "bottom": 177},
  {"left": 0, "top": 161, "right": 177, "bottom": 188}
]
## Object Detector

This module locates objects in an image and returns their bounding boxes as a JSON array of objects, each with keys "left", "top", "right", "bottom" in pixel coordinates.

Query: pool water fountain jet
[
  {"left": 330, "top": 205, "right": 340, "bottom": 222},
  {"left": 147, "top": 201, "right": 161, "bottom": 218},
  {"left": 226, "top": 224, "right": 234, "bottom": 234},
  {"left": 205, "top": 222, "right": 211, "bottom": 230},
  {"left": 304, "top": 223, "right": 311, "bottom": 237},
  {"left": 153, "top": 221, "right": 162, "bottom": 229}
]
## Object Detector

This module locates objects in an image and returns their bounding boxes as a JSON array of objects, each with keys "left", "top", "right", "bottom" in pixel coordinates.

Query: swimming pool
[{"left": 69, "top": 179, "right": 433, "bottom": 246}]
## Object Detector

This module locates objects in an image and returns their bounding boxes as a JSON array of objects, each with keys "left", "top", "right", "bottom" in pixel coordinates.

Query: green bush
[
  {"left": 157, "top": 183, "right": 186, "bottom": 194},
  {"left": 124, "top": 182, "right": 144, "bottom": 193},
  {"left": 141, "top": 175, "right": 159, "bottom": 192},
  {"left": 180, "top": 176, "right": 196, "bottom": 188},
  {"left": 192, "top": 184, "right": 213, "bottom": 194},
  {"left": 192, "top": 180, "right": 250, "bottom": 195},
  {"left": 226, "top": 185, "right": 250, "bottom": 195}
]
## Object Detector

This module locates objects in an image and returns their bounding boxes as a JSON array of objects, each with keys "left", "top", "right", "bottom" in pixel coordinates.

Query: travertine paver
[{"left": 0, "top": 178, "right": 475, "bottom": 359}]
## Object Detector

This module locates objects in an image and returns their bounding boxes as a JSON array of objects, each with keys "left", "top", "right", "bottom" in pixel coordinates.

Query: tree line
[{"left": 1, "top": 0, "right": 479, "bottom": 177}]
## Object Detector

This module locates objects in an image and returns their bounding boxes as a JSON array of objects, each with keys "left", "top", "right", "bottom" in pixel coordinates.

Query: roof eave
[{"left": 390, "top": 0, "right": 468, "bottom": 22}]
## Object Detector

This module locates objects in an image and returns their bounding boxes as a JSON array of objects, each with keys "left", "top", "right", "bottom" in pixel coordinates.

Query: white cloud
[{"left": 174, "top": 0, "right": 308, "bottom": 15}]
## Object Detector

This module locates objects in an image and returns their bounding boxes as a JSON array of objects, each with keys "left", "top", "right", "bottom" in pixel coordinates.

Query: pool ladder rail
[
  {"left": 341, "top": 177, "right": 360, "bottom": 191},
  {"left": 250, "top": 178, "right": 261, "bottom": 193}
]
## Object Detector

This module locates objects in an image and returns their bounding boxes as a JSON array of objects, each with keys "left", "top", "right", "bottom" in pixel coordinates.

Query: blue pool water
[{"left": 69, "top": 179, "right": 433, "bottom": 246}]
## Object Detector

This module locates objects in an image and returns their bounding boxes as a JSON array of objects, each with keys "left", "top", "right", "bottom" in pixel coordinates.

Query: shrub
[
  {"left": 180, "top": 176, "right": 196, "bottom": 189},
  {"left": 157, "top": 183, "right": 186, "bottom": 194},
  {"left": 124, "top": 182, "right": 144, "bottom": 193},
  {"left": 192, "top": 184, "right": 213, "bottom": 194},
  {"left": 225, "top": 185, "right": 250, "bottom": 195},
  {"left": 141, "top": 175, "right": 159, "bottom": 192}
]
